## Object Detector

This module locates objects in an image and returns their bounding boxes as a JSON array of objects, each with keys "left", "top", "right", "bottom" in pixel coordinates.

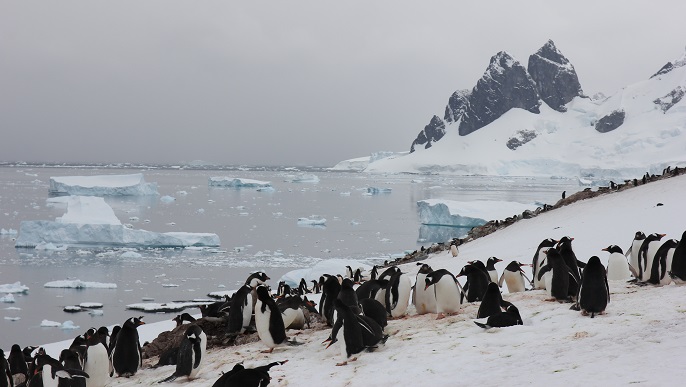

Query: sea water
[{"left": 0, "top": 165, "right": 578, "bottom": 348}]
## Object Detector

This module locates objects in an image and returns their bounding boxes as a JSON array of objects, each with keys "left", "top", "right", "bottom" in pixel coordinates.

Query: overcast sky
[{"left": 1, "top": 1, "right": 685, "bottom": 167}]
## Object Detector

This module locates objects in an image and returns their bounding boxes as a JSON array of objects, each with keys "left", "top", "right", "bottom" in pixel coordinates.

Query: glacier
[
  {"left": 15, "top": 196, "right": 220, "bottom": 249},
  {"left": 49, "top": 173, "right": 159, "bottom": 196},
  {"left": 208, "top": 177, "right": 272, "bottom": 188},
  {"left": 417, "top": 199, "right": 537, "bottom": 227}
]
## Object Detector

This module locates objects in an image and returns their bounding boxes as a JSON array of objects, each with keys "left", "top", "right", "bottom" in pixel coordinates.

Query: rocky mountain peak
[
  {"left": 528, "top": 39, "right": 583, "bottom": 112},
  {"left": 410, "top": 115, "right": 445, "bottom": 153},
  {"left": 651, "top": 48, "right": 686, "bottom": 78},
  {"left": 444, "top": 89, "right": 470, "bottom": 123}
]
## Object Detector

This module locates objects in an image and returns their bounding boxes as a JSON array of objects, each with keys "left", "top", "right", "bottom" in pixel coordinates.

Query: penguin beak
[
  {"left": 601, "top": 247, "right": 608, "bottom": 252},
  {"left": 659, "top": 234, "right": 666, "bottom": 238}
]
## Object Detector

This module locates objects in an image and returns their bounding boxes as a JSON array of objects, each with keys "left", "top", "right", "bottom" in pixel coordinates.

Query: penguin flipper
[
  {"left": 158, "top": 373, "right": 178, "bottom": 383},
  {"left": 497, "top": 272, "right": 505, "bottom": 288},
  {"left": 473, "top": 321, "right": 491, "bottom": 329},
  {"left": 537, "top": 265, "right": 551, "bottom": 281}
]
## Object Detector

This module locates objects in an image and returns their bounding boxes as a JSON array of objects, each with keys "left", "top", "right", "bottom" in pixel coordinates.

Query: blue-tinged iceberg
[
  {"left": 417, "top": 199, "right": 536, "bottom": 227},
  {"left": 49, "top": 173, "right": 159, "bottom": 196},
  {"left": 208, "top": 177, "right": 272, "bottom": 188}
]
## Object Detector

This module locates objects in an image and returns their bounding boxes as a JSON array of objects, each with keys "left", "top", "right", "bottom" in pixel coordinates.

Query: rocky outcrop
[
  {"left": 444, "top": 89, "right": 470, "bottom": 123},
  {"left": 410, "top": 115, "right": 446, "bottom": 152},
  {"left": 527, "top": 40, "right": 583, "bottom": 112},
  {"left": 506, "top": 130, "right": 538, "bottom": 150},
  {"left": 458, "top": 52, "right": 541, "bottom": 136},
  {"left": 654, "top": 86, "right": 685, "bottom": 112},
  {"left": 651, "top": 50, "right": 686, "bottom": 78},
  {"left": 595, "top": 109, "right": 625, "bottom": 133}
]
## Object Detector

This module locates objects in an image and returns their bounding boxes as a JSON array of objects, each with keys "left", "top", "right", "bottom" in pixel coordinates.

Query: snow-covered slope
[{"left": 364, "top": 49, "right": 686, "bottom": 179}]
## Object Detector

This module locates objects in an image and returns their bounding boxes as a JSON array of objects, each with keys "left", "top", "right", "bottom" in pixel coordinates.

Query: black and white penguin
[
  {"left": 353, "top": 268, "right": 363, "bottom": 284},
  {"left": 649, "top": 239, "right": 678, "bottom": 285},
  {"left": 337, "top": 278, "right": 360, "bottom": 314},
  {"left": 639, "top": 233, "right": 666, "bottom": 282},
  {"left": 413, "top": 263, "right": 437, "bottom": 315},
  {"left": 326, "top": 299, "right": 385, "bottom": 366},
  {"left": 359, "top": 298, "right": 387, "bottom": 331},
  {"left": 8, "top": 344, "right": 28, "bottom": 387},
  {"left": 319, "top": 275, "right": 341, "bottom": 326},
  {"left": 173, "top": 313, "right": 196, "bottom": 327},
  {"left": 277, "top": 295, "right": 308, "bottom": 330},
  {"left": 384, "top": 269, "right": 411, "bottom": 318},
  {"left": 498, "top": 261, "right": 530, "bottom": 293},
  {"left": 424, "top": 269, "right": 463, "bottom": 319},
  {"left": 159, "top": 325, "right": 207, "bottom": 383},
  {"left": 532, "top": 238, "right": 558, "bottom": 289},
  {"left": 298, "top": 278, "right": 311, "bottom": 295},
  {"left": 627, "top": 231, "right": 646, "bottom": 279},
  {"left": 537, "top": 249, "right": 572, "bottom": 302},
  {"left": 557, "top": 236, "right": 582, "bottom": 298},
  {"left": 355, "top": 278, "right": 387, "bottom": 301},
  {"left": 107, "top": 326, "right": 120, "bottom": 356},
  {"left": 474, "top": 303, "right": 522, "bottom": 329},
  {"left": 227, "top": 284, "right": 254, "bottom": 335},
  {"left": 211, "top": 360, "right": 288, "bottom": 387},
  {"left": 254, "top": 286, "right": 289, "bottom": 353},
  {"left": 345, "top": 266, "right": 354, "bottom": 280},
  {"left": 477, "top": 282, "right": 506, "bottom": 319},
  {"left": 111, "top": 316, "right": 145, "bottom": 377},
  {"left": 83, "top": 328, "right": 109, "bottom": 387},
  {"left": 1, "top": 349, "right": 11, "bottom": 387},
  {"left": 310, "top": 279, "right": 321, "bottom": 294},
  {"left": 578, "top": 256, "right": 610, "bottom": 318},
  {"left": 458, "top": 263, "right": 490, "bottom": 302},
  {"left": 32, "top": 353, "right": 89, "bottom": 387},
  {"left": 669, "top": 231, "right": 686, "bottom": 283},
  {"left": 485, "top": 257, "right": 502, "bottom": 284},
  {"left": 603, "top": 245, "right": 634, "bottom": 281},
  {"left": 59, "top": 347, "right": 86, "bottom": 387}
]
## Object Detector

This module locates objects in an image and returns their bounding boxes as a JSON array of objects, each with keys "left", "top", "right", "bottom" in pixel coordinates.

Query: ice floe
[
  {"left": 44, "top": 280, "right": 117, "bottom": 289},
  {"left": 48, "top": 173, "right": 159, "bottom": 196},
  {"left": 417, "top": 199, "right": 537, "bottom": 227},
  {"left": 208, "top": 177, "right": 272, "bottom": 188},
  {"left": 0, "top": 282, "right": 29, "bottom": 294}
]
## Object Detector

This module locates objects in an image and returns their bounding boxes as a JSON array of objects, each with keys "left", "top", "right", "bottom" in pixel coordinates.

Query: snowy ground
[{"left": 40, "top": 174, "right": 686, "bottom": 386}]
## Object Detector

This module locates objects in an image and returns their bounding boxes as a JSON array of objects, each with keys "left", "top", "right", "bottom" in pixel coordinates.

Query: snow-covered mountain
[{"left": 363, "top": 40, "right": 686, "bottom": 179}]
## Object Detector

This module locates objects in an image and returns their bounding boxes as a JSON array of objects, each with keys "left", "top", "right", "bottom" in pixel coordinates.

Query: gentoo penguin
[
  {"left": 424, "top": 269, "right": 463, "bottom": 319},
  {"left": 319, "top": 275, "right": 341, "bottom": 326},
  {"left": 298, "top": 278, "right": 311, "bottom": 295},
  {"left": 326, "top": 299, "right": 385, "bottom": 366},
  {"left": 557, "top": 236, "right": 582, "bottom": 298},
  {"left": 474, "top": 304, "right": 523, "bottom": 329},
  {"left": 159, "top": 325, "right": 207, "bottom": 383},
  {"left": 254, "top": 286, "right": 290, "bottom": 353},
  {"left": 310, "top": 279, "right": 321, "bottom": 294},
  {"left": 8, "top": 344, "right": 28, "bottom": 387},
  {"left": 578, "top": 256, "right": 610, "bottom": 318},
  {"left": 199, "top": 295, "right": 230, "bottom": 318},
  {"left": 108, "top": 326, "right": 120, "bottom": 356},
  {"left": 532, "top": 238, "right": 558, "bottom": 289},
  {"left": 498, "top": 261, "right": 530, "bottom": 293},
  {"left": 669, "top": 231, "right": 686, "bottom": 283},
  {"left": 111, "top": 316, "right": 145, "bottom": 377},
  {"left": 627, "top": 231, "right": 646, "bottom": 279},
  {"left": 359, "top": 298, "right": 388, "bottom": 331},
  {"left": 355, "top": 278, "right": 387, "bottom": 301},
  {"left": 450, "top": 242, "right": 459, "bottom": 257},
  {"left": 603, "top": 245, "right": 633, "bottom": 281},
  {"left": 211, "top": 360, "right": 288, "bottom": 387},
  {"left": 33, "top": 353, "right": 89, "bottom": 387},
  {"left": 413, "top": 263, "right": 437, "bottom": 315},
  {"left": 384, "top": 269, "right": 411, "bottom": 318},
  {"left": 353, "top": 268, "right": 363, "bottom": 283},
  {"left": 337, "top": 279, "right": 360, "bottom": 314},
  {"left": 649, "top": 239, "right": 678, "bottom": 285},
  {"left": 458, "top": 263, "right": 490, "bottom": 302},
  {"left": 477, "top": 282, "right": 506, "bottom": 319},
  {"left": 639, "top": 233, "right": 666, "bottom": 282},
  {"left": 173, "top": 313, "right": 196, "bottom": 327},
  {"left": 59, "top": 348, "right": 86, "bottom": 387},
  {"left": 227, "top": 284, "right": 254, "bottom": 335},
  {"left": 83, "top": 328, "right": 109, "bottom": 387},
  {"left": 245, "top": 272, "right": 270, "bottom": 311},
  {"left": 1, "top": 350, "right": 11, "bottom": 387},
  {"left": 277, "top": 295, "right": 307, "bottom": 330},
  {"left": 486, "top": 257, "right": 502, "bottom": 284},
  {"left": 345, "top": 266, "right": 354, "bottom": 280},
  {"left": 537, "top": 249, "right": 572, "bottom": 302}
]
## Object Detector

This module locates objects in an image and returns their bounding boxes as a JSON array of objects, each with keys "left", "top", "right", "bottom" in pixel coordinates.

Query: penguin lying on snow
[
  {"left": 158, "top": 325, "right": 207, "bottom": 383},
  {"left": 578, "top": 256, "right": 610, "bottom": 318},
  {"left": 325, "top": 299, "right": 387, "bottom": 366},
  {"left": 211, "top": 360, "right": 287, "bottom": 387},
  {"left": 477, "top": 282, "right": 512, "bottom": 319},
  {"left": 474, "top": 304, "right": 523, "bottom": 329}
]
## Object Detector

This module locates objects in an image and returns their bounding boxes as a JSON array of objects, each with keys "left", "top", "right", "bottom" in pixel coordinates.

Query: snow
[
  {"left": 44, "top": 280, "right": 117, "bottom": 289},
  {"left": 48, "top": 173, "right": 159, "bottom": 196},
  {"left": 79, "top": 302, "right": 103, "bottom": 308},
  {"left": 417, "top": 199, "right": 536, "bottom": 227},
  {"left": 0, "top": 228, "right": 17, "bottom": 235},
  {"left": 28, "top": 174, "right": 686, "bottom": 386},
  {"left": 208, "top": 177, "right": 272, "bottom": 188},
  {"left": 0, "top": 282, "right": 29, "bottom": 294},
  {"left": 0, "top": 294, "right": 16, "bottom": 303},
  {"left": 297, "top": 216, "right": 327, "bottom": 227},
  {"left": 54, "top": 196, "right": 122, "bottom": 225},
  {"left": 330, "top": 152, "right": 408, "bottom": 171}
]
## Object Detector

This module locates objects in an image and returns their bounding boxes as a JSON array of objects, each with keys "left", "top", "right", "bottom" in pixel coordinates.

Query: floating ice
[
  {"left": 89, "top": 309, "right": 104, "bottom": 316},
  {"left": 120, "top": 251, "right": 143, "bottom": 258},
  {"left": 41, "top": 320, "right": 61, "bottom": 327},
  {"left": 366, "top": 187, "right": 392, "bottom": 194},
  {"left": 208, "top": 177, "right": 272, "bottom": 188},
  {"left": 0, "top": 294, "right": 16, "bottom": 303},
  {"left": 63, "top": 306, "right": 82, "bottom": 313},
  {"left": 285, "top": 173, "right": 320, "bottom": 183},
  {"left": 4, "top": 316, "right": 20, "bottom": 321},
  {"left": 280, "top": 259, "right": 372, "bottom": 287},
  {"left": 0, "top": 282, "right": 29, "bottom": 294},
  {"left": 49, "top": 173, "right": 159, "bottom": 196},
  {"left": 160, "top": 195, "right": 175, "bottom": 203},
  {"left": 60, "top": 321, "right": 80, "bottom": 330},
  {"left": 297, "top": 216, "right": 327, "bottom": 227},
  {"left": 256, "top": 186, "right": 275, "bottom": 192},
  {"left": 79, "top": 302, "right": 103, "bottom": 309},
  {"left": 126, "top": 300, "right": 213, "bottom": 313},
  {"left": 44, "top": 280, "right": 117, "bottom": 289},
  {"left": 0, "top": 228, "right": 18, "bottom": 235},
  {"left": 417, "top": 199, "right": 537, "bottom": 227}
]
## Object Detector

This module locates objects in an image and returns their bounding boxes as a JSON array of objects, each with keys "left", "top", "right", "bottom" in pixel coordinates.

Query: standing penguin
[
  {"left": 245, "top": 272, "right": 270, "bottom": 310},
  {"left": 537, "top": 249, "right": 572, "bottom": 302},
  {"left": 557, "top": 237, "right": 582, "bottom": 299},
  {"left": 254, "top": 286, "right": 291, "bottom": 353},
  {"left": 413, "top": 263, "right": 437, "bottom": 315},
  {"left": 578, "top": 256, "right": 610, "bottom": 318},
  {"left": 58, "top": 348, "right": 86, "bottom": 387},
  {"left": 159, "top": 325, "right": 207, "bottom": 383},
  {"left": 337, "top": 278, "right": 360, "bottom": 314},
  {"left": 326, "top": 299, "right": 385, "bottom": 366},
  {"left": 83, "top": 328, "right": 109, "bottom": 387},
  {"left": 669, "top": 231, "right": 686, "bottom": 282},
  {"left": 111, "top": 317, "right": 145, "bottom": 377},
  {"left": 532, "top": 238, "right": 558, "bottom": 289},
  {"left": 424, "top": 269, "right": 463, "bottom": 319},
  {"left": 450, "top": 242, "right": 459, "bottom": 258},
  {"left": 277, "top": 295, "right": 308, "bottom": 330},
  {"left": 602, "top": 245, "right": 633, "bottom": 281},
  {"left": 384, "top": 269, "right": 411, "bottom": 318},
  {"left": 1, "top": 350, "right": 11, "bottom": 387},
  {"left": 477, "top": 282, "right": 505, "bottom": 319},
  {"left": 639, "top": 233, "right": 666, "bottom": 282},
  {"left": 498, "top": 261, "right": 531, "bottom": 293},
  {"left": 458, "top": 263, "right": 490, "bottom": 302},
  {"left": 485, "top": 257, "right": 502, "bottom": 284},
  {"left": 319, "top": 275, "right": 341, "bottom": 326},
  {"left": 359, "top": 298, "right": 388, "bottom": 331},
  {"left": 649, "top": 239, "right": 678, "bottom": 285},
  {"left": 474, "top": 304, "right": 523, "bottom": 329},
  {"left": 8, "top": 344, "right": 27, "bottom": 387},
  {"left": 227, "top": 284, "right": 253, "bottom": 335},
  {"left": 627, "top": 231, "right": 646, "bottom": 280}
]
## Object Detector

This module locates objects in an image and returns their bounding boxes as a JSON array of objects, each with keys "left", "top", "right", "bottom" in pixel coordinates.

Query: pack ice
[
  {"left": 15, "top": 196, "right": 220, "bottom": 248},
  {"left": 49, "top": 173, "right": 159, "bottom": 196},
  {"left": 208, "top": 177, "right": 272, "bottom": 188},
  {"left": 417, "top": 199, "right": 536, "bottom": 227}
]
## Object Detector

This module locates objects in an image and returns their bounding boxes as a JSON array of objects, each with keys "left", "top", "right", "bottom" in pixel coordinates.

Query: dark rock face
[
  {"left": 651, "top": 62, "right": 675, "bottom": 78},
  {"left": 595, "top": 110, "right": 625, "bottom": 133},
  {"left": 528, "top": 40, "right": 583, "bottom": 112},
  {"left": 654, "top": 86, "right": 685, "bottom": 112},
  {"left": 458, "top": 52, "right": 541, "bottom": 136},
  {"left": 444, "top": 89, "right": 471, "bottom": 123},
  {"left": 506, "top": 130, "right": 538, "bottom": 150},
  {"left": 410, "top": 115, "right": 445, "bottom": 153}
]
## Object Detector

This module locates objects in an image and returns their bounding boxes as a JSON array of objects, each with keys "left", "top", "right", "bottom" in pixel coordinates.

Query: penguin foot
[
  {"left": 336, "top": 361, "right": 348, "bottom": 366},
  {"left": 544, "top": 298, "right": 557, "bottom": 302},
  {"left": 581, "top": 310, "right": 589, "bottom": 316},
  {"left": 260, "top": 348, "right": 274, "bottom": 354},
  {"left": 435, "top": 313, "right": 446, "bottom": 320},
  {"left": 569, "top": 303, "right": 581, "bottom": 311}
]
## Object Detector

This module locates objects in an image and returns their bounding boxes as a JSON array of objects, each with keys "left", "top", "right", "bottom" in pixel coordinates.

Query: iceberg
[
  {"left": 15, "top": 196, "right": 220, "bottom": 248},
  {"left": 417, "top": 199, "right": 537, "bottom": 227},
  {"left": 297, "top": 216, "right": 327, "bottom": 227},
  {"left": 0, "top": 228, "right": 18, "bottom": 235},
  {"left": 366, "top": 187, "right": 392, "bottom": 194},
  {"left": 0, "top": 282, "right": 29, "bottom": 294},
  {"left": 49, "top": 173, "right": 159, "bottom": 196},
  {"left": 284, "top": 173, "right": 320, "bottom": 183},
  {"left": 126, "top": 300, "right": 214, "bottom": 313},
  {"left": 0, "top": 294, "right": 16, "bottom": 303},
  {"left": 208, "top": 177, "right": 272, "bottom": 188},
  {"left": 44, "top": 280, "right": 117, "bottom": 289}
]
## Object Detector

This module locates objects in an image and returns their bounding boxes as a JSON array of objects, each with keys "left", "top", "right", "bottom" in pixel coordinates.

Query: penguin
[
  {"left": 226, "top": 284, "right": 254, "bottom": 335},
  {"left": 107, "top": 326, "right": 120, "bottom": 356},
  {"left": 326, "top": 299, "right": 385, "bottom": 366},
  {"left": 537, "top": 249, "right": 572, "bottom": 302},
  {"left": 557, "top": 236, "right": 582, "bottom": 298},
  {"left": 639, "top": 233, "right": 666, "bottom": 282},
  {"left": 384, "top": 269, "right": 411, "bottom": 318},
  {"left": 457, "top": 263, "right": 490, "bottom": 302},
  {"left": 337, "top": 278, "right": 360, "bottom": 315},
  {"left": 578, "top": 256, "right": 610, "bottom": 318},
  {"left": 111, "top": 316, "right": 145, "bottom": 377},
  {"left": 1, "top": 350, "right": 11, "bottom": 387},
  {"left": 158, "top": 325, "right": 206, "bottom": 383},
  {"left": 355, "top": 278, "right": 387, "bottom": 301},
  {"left": 627, "top": 231, "right": 646, "bottom": 280},
  {"left": 199, "top": 295, "right": 230, "bottom": 318},
  {"left": 450, "top": 243, "right": 459, "bottom": 258},
  {"left": 32, "top": 353, "right": 89, "bottom": 387},
  {"left": 310, "top": 279, "right": 321, "bottom": 294},
  {"left": 211, "top": 360, "right": 288, "bottom": 387},
  {"left": 532, "top": 238, "right": 558, "bottom": 289},
  {"left": 345, "top": 266, "right": 354, "bottom": 280},
  {"left": 277, "top": 295, "right": 308, "bottom": 330},
  {"left": 669, "top": 231, "right": 686, "bottom": 283},
  {"left": 298, "top": 278, "right": 311, "bottom": 295},
  {"left": 353, "top": 268, "right": 363, "bottom": 284},
  {"left": 498, "top": 261, "right": 531, "bottom": 293},
  {"left": 58, "top": 348, "right": 86, "bottom": 387},
  {"left": 254, "top": 286, "right": 291, "bottom": 353},
  {"left": 413, "top": 263, "right": 437, "bottom": 315},
  {"left": 603, "top": 245, "right": 634, "bottom": 281},
  {"left": 83, "top": 328, "right": 109, "bottom": 387},
  {"left": 319, "top": 275, "right": 341, "bottom": 326},
  {"left": 8, "top": 344, "right": 28, "bottom": 387},
  {"left": 359, "top": 298, "right": 387, "bottom": 331},
  {"left": 245, "top": 272, "right": 270, "bottom": 311},
  {"left": 561, "top": 191, "right": 566, "bottom": 199},
  {"left": 649, "top": 239, "right": 678, "bottom": 285},
  {"left": 477, "top": 282, "right": 507, "bottom": 319},
  {"left": 424, "top": 269, "right": 463, "bottom": 319},
  {"left": 485, "top": 257, "right": 502, "bottom": 284},
  {"left": 173, "top": 313, "right": 196, "bottom": 327},
  {"left": 474, "top": 304, "right": 523, "bottom": 329}
]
